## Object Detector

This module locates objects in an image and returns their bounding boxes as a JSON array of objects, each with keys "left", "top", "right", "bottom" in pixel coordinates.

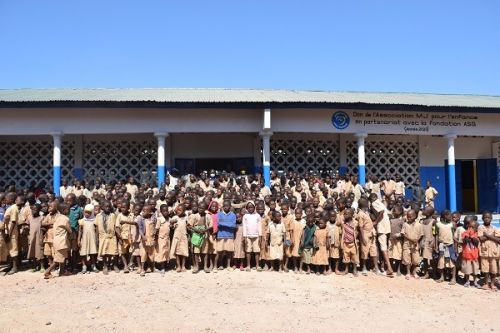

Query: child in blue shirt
[{"left": 214, "top": 200, "right": 236, "bottom": 272}]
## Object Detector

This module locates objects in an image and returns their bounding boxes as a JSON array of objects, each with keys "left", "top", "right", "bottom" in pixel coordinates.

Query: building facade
[{"left": 0, "top": 88, "right": 499, "bottom": 213}]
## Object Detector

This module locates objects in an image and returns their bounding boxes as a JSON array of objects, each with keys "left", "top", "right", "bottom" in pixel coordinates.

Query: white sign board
[{"left": 330, "top": 110, "right": 498, "bottom": 136}]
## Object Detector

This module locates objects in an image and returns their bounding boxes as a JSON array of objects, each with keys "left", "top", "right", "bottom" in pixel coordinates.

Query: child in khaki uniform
[
  {"left": 435, "top": 210, "right": 457, "bottom": 285},
  {"left": 357, "top": 198, "right": 379, "bottom": 275},
  {"left": 41, "top": 202, "right": 60, "bottom": 271},
  {"left": 340, "top": 208, "right": 359, "bottom": 276},
  {"left": 419, "top": 206, "right": 435, "bottom": 279},
  {"left": 312, "top": 217, "right": 329, "bottom": 275},
  {"left": 170, "top": 205, "right": 189, "bottom": 272},
  {"left": 290, "top": 208, "right": 305, "bottom": 272},
  {"left": 233, "top": 210, "right": 245, "bottom": 270},
  {"left": 257, "top": 203, "right": 271, "bottom": 271},
  {"left": 140, "top": 205, "right": 157, "bottom": 274},
  {"left": 44, "top": 204, "right": 72, "bottom": 279},
  {"left": 280, "top": 203, "right": 294, "bottom": 272},
  {"left": 388, "top": 206, "right": 404, "bottom": 275},
  {"left": 78, "top": 204, "right": 98, "bottom": 274},
  {"left": 401, "top": 209, "right": 423, "bottom": 279},
  {"left": 478, "top": 212, "right": 500, "bottom": 290},
  {"left": 116, "top": 201, "right": 135, "bottom": 273},
  {"left": 202, "top": 202, "right": 217, "bottom": 273},
  {"left": 268, "top": 211, "right": 286, "bottom": 272},
  {"left": 331, "top": 200, "right": 346, "bottom": 275},
  {"left": 129, "top": 204, "right": 143, "bottom": 274},
  {"left": 95, "top": 201, "right": 119, "bottom": 275},
  {"left": 155, "top": 204, "right": 172, "bottom": 276},
  {"left": 3, "top": 194, "right": 23, "bottom": 274}
]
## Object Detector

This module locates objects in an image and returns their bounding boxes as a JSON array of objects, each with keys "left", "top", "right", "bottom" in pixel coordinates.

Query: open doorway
[
  {"left": 459, "top": 160, "right": 476, "bottom": 213},
  {"left": 449, "top": 158, "right": 497, "bottom": 213}
]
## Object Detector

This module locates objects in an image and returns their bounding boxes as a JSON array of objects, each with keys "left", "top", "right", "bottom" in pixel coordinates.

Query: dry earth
[{"left": 0, "top": 269, "right": 498, "bottom": 333}]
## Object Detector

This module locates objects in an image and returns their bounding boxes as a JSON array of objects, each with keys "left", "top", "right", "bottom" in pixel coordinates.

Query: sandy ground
[{"left": 0, "top": 268, "right": 498, "bottom": 333}]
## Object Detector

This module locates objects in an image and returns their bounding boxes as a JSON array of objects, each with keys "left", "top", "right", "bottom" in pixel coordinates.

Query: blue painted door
[{"left": 477, "top": 158, "right": 497, "bottom": 212}]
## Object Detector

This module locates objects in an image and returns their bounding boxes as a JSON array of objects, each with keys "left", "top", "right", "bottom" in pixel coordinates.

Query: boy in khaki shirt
[
  {"left": 401, "top": 209, "right": 423, "bottom": 279},
  {"left": 3, "top": 193, "right": 24, "bottom": 275},
  {"left": 44, "top": 203, "right": 72, "bottom": 279},
  {"left": 340, "top": 208, "right": 359, "bottom": 276},
  {"left": 478, "top": 212, "right": 500, "bottom": 290}
]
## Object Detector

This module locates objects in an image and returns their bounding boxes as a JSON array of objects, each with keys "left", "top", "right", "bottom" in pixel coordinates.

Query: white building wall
[
  {"left": 0, "top": 108, "right": 262, "bottom": 135},
  {"left": 419, "top": 136, "right": 494, "bottom": 166}
]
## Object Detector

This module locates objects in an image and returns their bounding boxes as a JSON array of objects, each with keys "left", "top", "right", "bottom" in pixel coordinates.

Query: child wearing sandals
[{"left": 401, "top": 209, "right": 423, "bottom": 280}]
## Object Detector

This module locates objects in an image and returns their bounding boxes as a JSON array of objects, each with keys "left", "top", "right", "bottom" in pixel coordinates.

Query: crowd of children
[{"left": 0, "top": 171, "right": 499, "bottom": 291}]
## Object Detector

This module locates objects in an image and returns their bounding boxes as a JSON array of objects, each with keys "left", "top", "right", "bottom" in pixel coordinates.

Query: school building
[{"left": 0, "top": 88, "right": 499, "bottom": 213}]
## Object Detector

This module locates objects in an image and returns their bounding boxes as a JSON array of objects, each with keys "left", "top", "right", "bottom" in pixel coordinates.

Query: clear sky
[{"left": 1, "top": 1, "right": 499, "bottom": 95}]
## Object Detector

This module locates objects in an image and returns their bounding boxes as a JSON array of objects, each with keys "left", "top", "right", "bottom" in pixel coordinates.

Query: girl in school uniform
[
  {"left": 202, "top": 201, "right": 218, "bottom": 272},
  {"left": 95, "top": 201, "right": 119, "bottom": 275},
  {"left": 268, "top": 211, "right": 286, "bottom": 272},
  {"left": 155, "top": 204, "right": 172, "bottom": 276},
  {"left": 27, "top": 204, "right": 43, "bottom": 271},
  {"left": 140, "top": 205, "right": 157, "bottom": 274},
  {"left": 312, "top": 216, "right": 329, "bottom": 275},
  {"left": 169, "top": 205, "right": 189, "bottom": 272},
  {"left": 290, "top": 207, "right": 305, "bottom": 273},
  {"left": 78, "top": 204, "right": 99, "bottom": 273},
  {"left": 233, "top": 210, "right": 246, "bottom": 270}
]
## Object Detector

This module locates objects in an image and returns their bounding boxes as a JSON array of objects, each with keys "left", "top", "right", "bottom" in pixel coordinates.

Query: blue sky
[{"left": 1, "top": 1, "right": 499, "bottom": 95}]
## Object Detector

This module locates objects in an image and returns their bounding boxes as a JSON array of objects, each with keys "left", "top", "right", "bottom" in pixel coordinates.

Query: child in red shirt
[{"left": 461, "top": 216, "right": 480, "bottom": 288}]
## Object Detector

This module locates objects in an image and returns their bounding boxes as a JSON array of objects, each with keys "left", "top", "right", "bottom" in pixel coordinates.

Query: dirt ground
[{"left": 0, "top": 269, "right": 498, "bottom": 333}]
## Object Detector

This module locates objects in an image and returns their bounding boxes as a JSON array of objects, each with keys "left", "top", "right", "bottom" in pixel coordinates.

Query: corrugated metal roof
[{"left": 0, "top": 88, "right": 500, "bottom": 108}]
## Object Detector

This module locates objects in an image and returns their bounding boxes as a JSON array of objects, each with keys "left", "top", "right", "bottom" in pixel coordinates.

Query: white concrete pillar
[
  {"left": 355, "top": 133, "right": 367, "bottom": 185},
  {"left": 446, "top": 134, "right": 457, "bottom": 211},
  {"left": 50, "top": 131, "right": 63, "bottom": 196},
  {"left": 260, "top": 131, "right": 273, "bottom": 187},
  {"left": 154, "top": 132, "right": 169, "bottom": 188}
]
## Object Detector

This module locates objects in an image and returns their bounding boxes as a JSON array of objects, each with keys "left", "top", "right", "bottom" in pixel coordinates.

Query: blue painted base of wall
[
  {"left": 53, "top": 166, "right": 61, "bottom": 196},
  {"left": 419, "top": 166, "right": 446, "bottom": 212},
  {"left": 263, "top": 165, "right": 271, "bottom": 187}
]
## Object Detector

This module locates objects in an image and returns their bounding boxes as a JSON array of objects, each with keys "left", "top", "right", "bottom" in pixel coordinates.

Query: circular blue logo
[{"left": 331, "top": 111, "right": 350, "bottom": 130}]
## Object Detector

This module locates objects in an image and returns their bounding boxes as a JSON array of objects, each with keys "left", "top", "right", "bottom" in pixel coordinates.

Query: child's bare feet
[
  {"left": 103, "top": 266, "right": 109, "bottom": 275},
  {"left": 176, "top": 267, "right": 181, "bottom": 273},
  {"left": 181, "top": 267, "right": 187, "bottom": 272}
]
